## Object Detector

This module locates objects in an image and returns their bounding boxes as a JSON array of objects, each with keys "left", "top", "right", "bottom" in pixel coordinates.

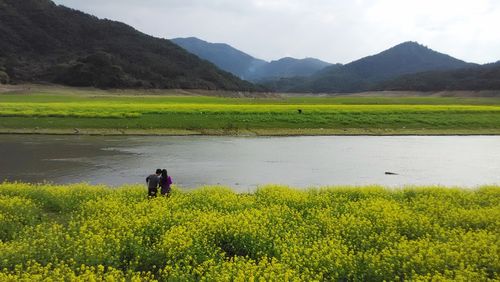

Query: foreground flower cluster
[{"left": 0, "top": 183, "right": 498, "bottom": 281}]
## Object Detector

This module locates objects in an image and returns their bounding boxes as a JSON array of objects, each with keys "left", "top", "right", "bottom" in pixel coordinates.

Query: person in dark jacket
[
  {"left": 159, "top": 169, "right": 173, "bottom": 197},
  {"left": 146, "top": 169, "right": 162, "bottom": 197}
]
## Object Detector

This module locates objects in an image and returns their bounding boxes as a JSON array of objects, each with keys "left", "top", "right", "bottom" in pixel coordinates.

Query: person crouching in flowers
[
  {"left": 146, "top": 169, "right": 162, "bottom": 198},
  {"left": 160, "top": 169, "right": 173, "bottom": 197}
]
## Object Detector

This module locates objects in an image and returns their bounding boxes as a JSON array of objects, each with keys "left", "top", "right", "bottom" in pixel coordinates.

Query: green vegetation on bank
[
  {"left": 0, "top": 183, "right": 498, "bottom": 280},
  {"left": 1, "top": 89, "right": 500, "bottom": 135}
]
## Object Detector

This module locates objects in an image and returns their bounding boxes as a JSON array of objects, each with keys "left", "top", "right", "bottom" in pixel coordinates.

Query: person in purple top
[{"left": 159, "top": 169, "right": 173, "bottom": 196}]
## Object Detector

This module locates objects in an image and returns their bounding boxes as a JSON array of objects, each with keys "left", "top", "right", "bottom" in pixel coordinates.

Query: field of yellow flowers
[
  {"left": 0, "top": 182, "right": 498, "bottom": 281},
  {"left": 2, "top": 93, "right": 500, "bottom": 135}
]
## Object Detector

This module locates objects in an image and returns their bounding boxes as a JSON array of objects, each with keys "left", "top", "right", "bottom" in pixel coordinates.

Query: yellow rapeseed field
[
  {"left": 1, "top": 102, "right": 500, "bottom": 118},
  {"left": 2, "top": 94, "right": 500, "bottom": 134},
  {"left": 0, "top": 183, "right": 499, "bottom": 281}
]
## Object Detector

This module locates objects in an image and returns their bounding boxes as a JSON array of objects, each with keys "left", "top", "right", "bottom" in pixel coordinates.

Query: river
[{"left": 1, "top": 135, "right": 499, "bottom": 191}]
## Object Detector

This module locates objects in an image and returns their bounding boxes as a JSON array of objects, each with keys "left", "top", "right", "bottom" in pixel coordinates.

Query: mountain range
[
  {"left": 284, "top": 41, "right": 477, "bottom": 93},
  {"left": 0, "top": 0, "right": 498, "bottom": 93},
  {"left": 0, "top": 0, "right": 256, "bottom": 90},
  {"left": 172, "top": 37, "right": 499, "bottom": 93},
  {"left": 171, "top": 37, "right": 332, "bottom": 81}
]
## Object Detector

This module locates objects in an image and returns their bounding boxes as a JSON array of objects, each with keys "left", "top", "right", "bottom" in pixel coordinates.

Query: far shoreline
[{"left": 2, "top": 86, "right": 500, "bottom": 137}]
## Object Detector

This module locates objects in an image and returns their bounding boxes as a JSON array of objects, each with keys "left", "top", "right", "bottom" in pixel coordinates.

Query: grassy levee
[
  {"left": 0, "top": 183, "right": 498, "bottom": 280},
  {"left": 1, "top": 87, "right": 500, "bottom": 135}
]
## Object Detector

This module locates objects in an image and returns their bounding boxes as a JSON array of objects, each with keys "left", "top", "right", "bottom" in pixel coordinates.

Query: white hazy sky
[{"left": 53, "top": 0, "right": 500, "bottom": 64}]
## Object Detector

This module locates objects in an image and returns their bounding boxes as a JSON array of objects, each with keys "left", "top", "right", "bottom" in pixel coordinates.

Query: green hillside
[
  {"left": 375, "top": 62, "right": 500, "bottom": 91},
  {"left": 0, "top": 0, "right": 257, "bottom": 90},
  {"left": 268, "top": 42, "right": 475, "bottom": 93}
]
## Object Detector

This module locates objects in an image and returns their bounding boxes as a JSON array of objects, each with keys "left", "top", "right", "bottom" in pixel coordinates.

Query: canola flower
[
  {"left": 1, "top": 102, "right": 500, "bottom": 119},
  {"left": 0, "top": 183, "right": 499, "bottom": 281},
  {"left": 2, "top": 95, "right": 500, "bottom": 134}
]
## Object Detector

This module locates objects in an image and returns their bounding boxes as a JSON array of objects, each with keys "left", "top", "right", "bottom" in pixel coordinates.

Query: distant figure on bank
[
  {"left": 160, "top": 169, "right": 173, "bottom": 196},
  {"left": 146, "top": 169, "right": 162, "bottom": 197}
]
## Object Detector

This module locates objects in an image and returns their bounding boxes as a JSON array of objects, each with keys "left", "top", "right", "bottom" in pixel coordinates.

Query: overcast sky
[{"left": 53, "top": 0, "right": 500, "bottom": 64}]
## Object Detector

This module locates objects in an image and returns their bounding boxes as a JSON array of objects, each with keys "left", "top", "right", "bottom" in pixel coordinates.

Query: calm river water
[{"left": 1, "top": 135, "right": 499, "bottom": 191}]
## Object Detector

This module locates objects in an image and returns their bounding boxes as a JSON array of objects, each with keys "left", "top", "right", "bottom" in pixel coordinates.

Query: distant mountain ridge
[
  {"left": 252, "top": 57, "right": 333, "bottom": 81},
  {"left": 171, "top": 37, "right": 267, "bottom": 80},
  {"left": 0, "top": 0, "right": 257, "bottom": 90},
  {"left": 172, "top": 38, "right": 490, "bottom": 93},
  {"left": 286, "top": 41, "right": 477, "bottom": 93},
  {"left": 171, "top": 37, "right": 332, "bottom": 81}
]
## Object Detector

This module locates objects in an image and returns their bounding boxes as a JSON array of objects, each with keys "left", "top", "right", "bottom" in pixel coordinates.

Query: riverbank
[
  {"left": 1, "top": 86, "right": 500, "bottom": 136},
  {"left": 2, "top": 127, "right": 500, "bottom": 136},
  {"left": 0, "top": 183, "right": 498, "bottom": 280}
]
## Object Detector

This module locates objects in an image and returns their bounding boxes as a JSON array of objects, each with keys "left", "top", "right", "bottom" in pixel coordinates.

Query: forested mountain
[
  {"left": 0, "top": 0, "right": 257, "bottom": 90},
  {"left": 374, "top": 62, "right": 500, "bottom": 91},
  {"left": 172, "top": 37, "right": 332, "bottom": 81},
  {"left": 171, "top": 37, "right": 267, "bottom": 80},
  {"left": 1, "top": 0, "right": 495, "bottom": 93},
  {"left": 285, "top": 42, "right": 476, "bottom": 93}
]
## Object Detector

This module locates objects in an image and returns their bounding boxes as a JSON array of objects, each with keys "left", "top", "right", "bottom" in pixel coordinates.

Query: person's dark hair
[
  {"left": 160, "top": 169, "right": 168, "bottom": 185},
  {"left": 156, "top": 168, "right": 162, "bottom": 174}
]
